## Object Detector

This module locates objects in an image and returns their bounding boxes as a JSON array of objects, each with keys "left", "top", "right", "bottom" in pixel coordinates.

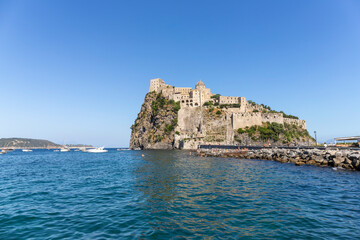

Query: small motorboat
[
  {"left": 22, "top": 149, "right": 33, "bottom": 152},
  {"left": 87, "top": 147, "right": 108, "bottom": 153},
  {"left": 60, "top": 147, "right": 70, "bottom": 152},
  {"left": 0, "top": 150, "right": 7, "bottom": 154}
]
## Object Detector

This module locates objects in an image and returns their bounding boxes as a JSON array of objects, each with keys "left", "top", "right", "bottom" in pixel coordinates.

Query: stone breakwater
[{"left": 197, "top": 148, "right": 360, "bottom": 171}]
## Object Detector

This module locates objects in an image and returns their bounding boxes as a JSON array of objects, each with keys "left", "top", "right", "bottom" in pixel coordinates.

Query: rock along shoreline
[{"left": 196, "top": 147, "right": 360, "bottom": 171}]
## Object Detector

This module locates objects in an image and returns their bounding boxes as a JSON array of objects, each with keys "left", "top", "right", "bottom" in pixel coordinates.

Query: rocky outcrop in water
[
  {"left": 130, "top": 79, "right": 315, "bottom": 150},
  {"left": 130, "top": 92, "right": 180, "bottom": 149},
  {"left": 198, "top": 148, "right": 360, "bottom": 171},
  {"left": 130, "top": 91, "right": 315, "bottom": 150}
]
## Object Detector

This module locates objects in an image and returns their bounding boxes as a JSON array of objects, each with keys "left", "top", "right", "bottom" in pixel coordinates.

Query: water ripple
[{"left": 0, "top": 149, "right": 359, "bottom": 239}]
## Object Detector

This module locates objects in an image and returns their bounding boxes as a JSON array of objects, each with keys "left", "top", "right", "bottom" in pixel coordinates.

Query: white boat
[
  {"left": 22, "top": 149, "right": 33, "bottom": 152},
  {"left": 0, "top": 150, "right": 7, "bottom": 154},
  {"left": 60, "top": 148, "right": 70, "bottom": 152},
  {"left": 87, "top": 147, "right": 108, "bottom": 153}
]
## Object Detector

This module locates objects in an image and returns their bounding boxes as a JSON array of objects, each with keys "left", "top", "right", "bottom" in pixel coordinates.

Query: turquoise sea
[{"left": 0, "top": 149, "right": 359, "bottom": 239}]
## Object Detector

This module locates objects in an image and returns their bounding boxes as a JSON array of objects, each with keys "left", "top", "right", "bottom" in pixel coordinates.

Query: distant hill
[
  {"left": 66, "top": 144, "right": 93, "bottom": 148},
  {"left": 0, "top": 138, "right": 61, "bottom": 149}
]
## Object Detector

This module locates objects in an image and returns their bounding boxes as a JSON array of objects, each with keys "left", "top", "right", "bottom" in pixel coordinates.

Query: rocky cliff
[
  {"left": 130, "top": 92, "right": 315, "bottom": 150},
  {"left": 130, "top": 92, "right": 180, "bottom": 149}
]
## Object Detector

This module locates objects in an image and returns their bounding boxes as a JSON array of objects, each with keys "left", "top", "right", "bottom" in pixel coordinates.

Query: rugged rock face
[
  {"left": 130, "top": 92, "right": 180, "bottom": 149},
  {"left": 176, "top": 107, "right": 234, "bottom": 149},
  {"left": 130, "top": 91, "right": 315, "bottom": 150}
]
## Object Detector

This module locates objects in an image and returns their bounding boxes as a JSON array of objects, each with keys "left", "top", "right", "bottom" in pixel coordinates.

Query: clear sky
[{"left": 0, "top": 0, "right": 359, "bottom": 147}]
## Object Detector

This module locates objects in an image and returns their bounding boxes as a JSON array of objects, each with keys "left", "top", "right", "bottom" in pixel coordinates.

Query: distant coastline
[{"left": 0, "top": 138, "right": 92, "bottom": 149}]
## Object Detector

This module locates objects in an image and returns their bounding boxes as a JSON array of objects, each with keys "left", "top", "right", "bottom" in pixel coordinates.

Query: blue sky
[{"left": 0, "top": 0, "right": 359, "bottom": 147}]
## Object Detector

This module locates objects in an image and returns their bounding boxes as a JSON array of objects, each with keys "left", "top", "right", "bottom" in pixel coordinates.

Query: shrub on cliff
[
  {"left": 237, "top": 128, "right": 246, "bottom": 134},
  {"left": 151, "top": 93, "right": 181, "bottom": 115},
  {"left": 164, "top": 124, "right": 174, "bottom": 133},
  {"left": 220, "top": 103, "right": 241, "bottom": 109},
  {"left": 172, "top": 101, "right": 181, "bottom": 113},
  {"left": 248, "top": 100, "right": 256, "bottom": 106},
  {"left": 282, "top": 112, "right": 299, "bottom": 119},
  {"left": 258, "top": 122, "right": 283, "bottom": 141},
  {"left": 203, "top": 101, "right": 214, "bottom": 107},
  {"left": 211, "top": 94, "right": 221, "bottom": 99}
]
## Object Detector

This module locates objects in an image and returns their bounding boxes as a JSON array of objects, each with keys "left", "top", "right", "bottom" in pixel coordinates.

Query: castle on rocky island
[
  {"left": 148, "top": 78, "right": 306, "bottom": 130},
  {"left": 130, "top": 78, "right": 313, "bottom": 150}
]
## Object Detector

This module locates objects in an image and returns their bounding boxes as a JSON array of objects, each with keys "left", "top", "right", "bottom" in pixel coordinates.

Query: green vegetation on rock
[
  {"left": 151, "top": 93, "right": 180, "bottom": 115},
  {"left": 203, "top": 101, "right": 214, "bottom": 107},
  {"left": 236, "top": 122, "right": 313, "bottom": 143},
  {"left": 219, "top": 103, "right": 240, "bottom": 109},
  {"left": 248, "top": 100, "right": 299, "bottom": 119},
  {"left": 211, "top": 94, "right": 221, "bottom": 99},
  {"left": 130, "top": 91, "right": 181, "bottom": 149}
]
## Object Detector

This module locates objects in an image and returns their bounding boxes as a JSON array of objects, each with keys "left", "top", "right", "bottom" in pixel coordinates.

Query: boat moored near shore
[
  {"left": 22, "top": 149, "right": 33, "bottom": 152},
  {"left": 87, "top": 147, "right": 108, "bottom": 153}
]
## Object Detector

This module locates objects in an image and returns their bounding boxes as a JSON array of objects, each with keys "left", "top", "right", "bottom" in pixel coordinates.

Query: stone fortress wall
[
  {"left": 219, "top": 96, "right": 241, "bottom": 104},
  {"left": 231, "top": 112, "right": 306, "bottom": 130},
  {"left": 148, "top": 78, "right": 307, "bottom": 131},
  {"left": 284, "top": 118, "right": 307, "bottom": 129}
]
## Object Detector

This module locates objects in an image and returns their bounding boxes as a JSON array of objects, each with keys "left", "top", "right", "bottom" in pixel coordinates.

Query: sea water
[{"left": 0, "top": 149, "right": 359, "bottom": 239}]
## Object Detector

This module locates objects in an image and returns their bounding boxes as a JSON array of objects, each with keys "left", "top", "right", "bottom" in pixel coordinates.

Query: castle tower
[
  {"left": 239, "top": 97, "right": 247, "bottom": 112},
  {"left": 195, "top": 80, "right": 206, "bottom": 90},
  {"left": 194, "top": 80, "right": 212, "bottom": 106},
  {"left": 149, "top": 78, "right": 165, "bottom": 93}
]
